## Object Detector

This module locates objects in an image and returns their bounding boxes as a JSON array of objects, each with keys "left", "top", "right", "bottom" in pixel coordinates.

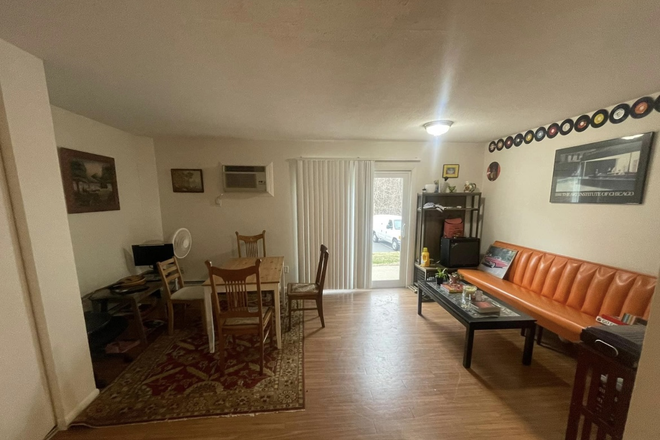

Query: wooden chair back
[
  {"left": 315, "top": 244, "right": 330, "bottom": 295},
  {"left": 235, "top": 230, "right": 266, "bottom": 258},
  {"left": 156, "top": 257, "right": 185, "bottom": 301},
  {"left": 205, "top": 259, "right": 263, "bottom": 319}
]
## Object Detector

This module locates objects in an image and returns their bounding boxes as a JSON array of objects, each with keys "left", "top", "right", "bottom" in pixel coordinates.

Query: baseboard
[{"left": 61, "top": 388, "right": 99, "bottom": 428}]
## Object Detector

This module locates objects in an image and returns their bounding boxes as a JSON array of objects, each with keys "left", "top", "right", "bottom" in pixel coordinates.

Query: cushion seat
[
  {"left": 288, "top": 282, "right": 320, "bottom": 297},
  {"left": 171, "top": 285, "right": 205, "bottom": 301},
  {"left": 223, "top": 307, "right": 272, "bottom": 327}
]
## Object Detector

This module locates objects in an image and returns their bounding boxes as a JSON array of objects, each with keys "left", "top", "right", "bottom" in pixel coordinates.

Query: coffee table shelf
[{"left": 417, "top": 280, "right": 536, "bottom": 368}]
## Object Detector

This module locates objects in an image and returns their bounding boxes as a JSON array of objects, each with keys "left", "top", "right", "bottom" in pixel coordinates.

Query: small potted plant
[{"left": 436, "top": 268, "right": 449, "bottom": 285}]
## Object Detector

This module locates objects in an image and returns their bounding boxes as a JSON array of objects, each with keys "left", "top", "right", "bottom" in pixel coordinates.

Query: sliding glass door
[{"left": 371, "top": 171, "right": 411, "bottom": 288}]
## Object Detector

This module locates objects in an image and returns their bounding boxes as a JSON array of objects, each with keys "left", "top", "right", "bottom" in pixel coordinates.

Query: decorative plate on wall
[
  {"left": 575, "top": 115, "right": 591, "bottom": 132},
  {"left": 487, "top": 162, "right": 501, "bottom": 181},
  {"left": 559, "top": 119, "right": 574, "bottom": 135},
  {"left": 524, "top": 130, "right": 534, "bottom": 144},
  {"left": 535, "top": 127, "right": 546, "bottom": 141},
  {"left": 655, "top": 96, "right": 660, "bottom": 113},
  {"left": 609, "top": 103, "right": 630, "bottom": 124},
  {"left": 496, "top": 139, "right": 504, "bottom": 150},
  {"left": 591, "top": 109, "right": 608, "bottom": 128},
  {"left": 547, "top": 123, "right": 559, "bottom": 138},
  {"left": 631, "top": 97, "right": 653, "bottom": 119},
  {"left": 488, "top": 141, "right": 497, "bottom": 153},
  {"left": 505, "top": 136, "right": 514, "bottom": 149},
  {"left": 514, "top": 133, "right": 524, "bottom": 146}
]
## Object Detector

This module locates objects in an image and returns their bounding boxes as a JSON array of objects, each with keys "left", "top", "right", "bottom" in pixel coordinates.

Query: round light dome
[{"left": 424, "top": 120, "right": 453, "bottom": 136}]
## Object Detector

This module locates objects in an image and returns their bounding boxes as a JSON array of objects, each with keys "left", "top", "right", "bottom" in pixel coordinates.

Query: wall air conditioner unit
[{"left": 222, "top": 163, "right": 274, "bottom": 196}]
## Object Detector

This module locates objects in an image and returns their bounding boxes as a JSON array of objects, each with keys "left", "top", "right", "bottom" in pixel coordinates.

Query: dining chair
[
  {"left": 235, "top": 230, "right": 267, "bottom": 258},
  {"left": 156, "top": 257, "right": 206, "bottom": 335},
  {"left": 205, "top": 258, "right": 275, "bottom": 374},
  {"left": 287, "top": 244, "right": 329, "bottom": 331}
]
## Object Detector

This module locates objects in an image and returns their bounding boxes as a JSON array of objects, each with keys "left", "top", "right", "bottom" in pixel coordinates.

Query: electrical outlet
[{"left": 284, "top": 265, "right": 290, "bottom": 273}]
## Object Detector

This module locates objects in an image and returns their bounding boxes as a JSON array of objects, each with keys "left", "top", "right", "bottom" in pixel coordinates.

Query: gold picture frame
[{"left": 442, "top": 164, "right": 460, "bottom": 179}]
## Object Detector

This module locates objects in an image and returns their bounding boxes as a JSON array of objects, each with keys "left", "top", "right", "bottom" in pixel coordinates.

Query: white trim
[
  {"left": 295, "top": 156, "right": 421, "bottom": 162},
  {"left": 62, "top": 388, "right": 99, "bottom": 427}
]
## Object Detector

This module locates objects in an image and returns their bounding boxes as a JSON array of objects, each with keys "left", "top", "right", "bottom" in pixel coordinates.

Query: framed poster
[
  {"left": 478, "top": 245, "right": 518, "bottom": 279},
  {"left": 550, "top": 133, "right": 654, "bottom": 204},
  {"left": 442, "top": 164, "right": 459, "bottom": 179},
  {"left": 58, "top": 147, "right": 120, "bottom": 214},
  {"left": 171, "top": 169, "right": 204, "bottom": 193}
]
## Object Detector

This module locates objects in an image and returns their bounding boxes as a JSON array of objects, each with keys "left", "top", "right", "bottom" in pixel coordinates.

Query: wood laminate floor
[{"left": 55, "top": 288, "right": 577, "bottom": 440}]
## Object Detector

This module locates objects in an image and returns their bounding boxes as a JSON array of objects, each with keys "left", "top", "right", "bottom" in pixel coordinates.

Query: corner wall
[
  {"left": 153, "top": 137, "right": 484, "bottom": 281},
  {"left": 481, "top": 99, "right": 660, "bottom": 275},
  {"left": 51, "top": 106, "right": 163, "bottom": 294}
]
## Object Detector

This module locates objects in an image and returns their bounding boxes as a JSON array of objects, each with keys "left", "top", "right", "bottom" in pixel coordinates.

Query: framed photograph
[
  {"left": 58, "top": 147, "right": 120, "bottom": 214},
  {"left": 550, "top": 132, "right": 654, "bottom": 204},
  {"left": 442, "top": 164, "right": 460, "bottom": 179},
  {"left": 171, "top": 169, "right": 204, "bottom": 193},
  {"left": 478, "top": 245, "right": 518, "bottom": 279}
]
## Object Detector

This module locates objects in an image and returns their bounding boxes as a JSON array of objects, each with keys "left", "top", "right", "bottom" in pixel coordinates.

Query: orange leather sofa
[{"left": 458, "top": 241, "right": 657, "bottom": 341}]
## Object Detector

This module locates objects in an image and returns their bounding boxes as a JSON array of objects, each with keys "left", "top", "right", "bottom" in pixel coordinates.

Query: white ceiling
[{"left": 0, "top": 1, "right": 659, "bottom": 142}]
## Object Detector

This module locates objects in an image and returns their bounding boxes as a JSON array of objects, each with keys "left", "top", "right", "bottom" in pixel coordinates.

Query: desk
[
  {"left": 203, "top": 256, "right": 284, "bottom": 352},
  {"left": 88, "top": 281, "right": 161, "bottom": 347}
]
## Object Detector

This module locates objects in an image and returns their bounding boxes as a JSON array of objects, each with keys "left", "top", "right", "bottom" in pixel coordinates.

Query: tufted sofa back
[{"left": 497, "top": 241, "right": 657, "bottom": 319}]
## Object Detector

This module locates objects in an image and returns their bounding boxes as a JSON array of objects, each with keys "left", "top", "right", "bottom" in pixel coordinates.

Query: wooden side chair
[
  {"left": 205, "top": 259, "right": 275, "bottom": 374},
  {"left": 288, "top": 244, "right": 329, "bottom": 331},
  {"left": 156, "top": 257, "right": 206, "bottom": 335},
  {"left": 235, "top": 230, "right": 267, "bottom": 258}
]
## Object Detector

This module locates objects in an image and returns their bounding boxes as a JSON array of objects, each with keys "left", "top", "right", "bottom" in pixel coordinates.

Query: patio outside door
[{"left": 371, "top": 171, "right": 411, "bottom": 288}]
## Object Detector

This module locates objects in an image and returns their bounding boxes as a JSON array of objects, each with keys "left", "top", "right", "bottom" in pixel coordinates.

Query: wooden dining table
[{"left": 202, "top": 256, "right": 285, "bottom": 352}]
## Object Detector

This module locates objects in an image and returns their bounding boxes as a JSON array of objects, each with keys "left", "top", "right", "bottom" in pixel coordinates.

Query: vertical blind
[{"left": 295, "top": 159, "right": 374, "bottom": 289}]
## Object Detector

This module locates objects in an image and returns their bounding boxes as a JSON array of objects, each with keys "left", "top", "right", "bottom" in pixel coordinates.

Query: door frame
[{"left": 371, "top": 169, "right": 413, "bottom": 288}]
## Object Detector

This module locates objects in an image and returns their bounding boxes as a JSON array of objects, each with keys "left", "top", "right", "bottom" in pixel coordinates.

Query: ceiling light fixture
[{"left": 424, "top": 120, "right": 453, "bottom": 136}]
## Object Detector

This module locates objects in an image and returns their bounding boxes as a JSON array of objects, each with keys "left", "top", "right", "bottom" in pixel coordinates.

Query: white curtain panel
[{"left": 295, "top": 159, "right": 374, "bottom": 289}]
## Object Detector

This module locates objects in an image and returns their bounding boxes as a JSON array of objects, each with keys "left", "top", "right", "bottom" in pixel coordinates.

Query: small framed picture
[
  {"left": 442, "top": 164, "right": 460, "bottom": 179},
  {"left": 171, "top": 169, "right": 204, "bottom": 193}
]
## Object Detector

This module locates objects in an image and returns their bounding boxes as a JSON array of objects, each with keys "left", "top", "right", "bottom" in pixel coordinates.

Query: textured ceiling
[{"left": 0, "top": 1, "right": 659, "bottom": 142}]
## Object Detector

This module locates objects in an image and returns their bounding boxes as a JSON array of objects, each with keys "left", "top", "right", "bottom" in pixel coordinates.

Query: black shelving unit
[{"left": 412, "top": 192, "right": 482, "bottom": 282}]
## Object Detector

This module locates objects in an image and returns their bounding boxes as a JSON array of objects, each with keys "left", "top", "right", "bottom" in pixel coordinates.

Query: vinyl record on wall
[
  {"left": 534, "top": 127, "right": 546, "bottom": 141},
  {"left": 655, "top": 96, "right": 660, "bottom": 113},
  {"left": 496, "top": 139, "right": 504, "bottom": 151},
  {"left": 575, "top": 115, "right": 590, "bottom": 132},
  {"left": 547, "top": 123, "right": 560, "bottom": 138},
  {"left": 524, "top": 130, "right": 534, "bottom": 144},
  {"left": 609, "top": 103, "right": 630, "bottom": 124},
  {"left": 505, "top": 136, "right": 514, "bottom": 149},
  {"left": 631, "top": 97, "right": 653, "bottom": 119},
  {"left": 514, "top": 133, "right": 524, "bottom": 146},
  {"left": 488, "top": 141, "right": 497, "bottom": 153},
  {"left": 591, "top": 109, "right": 609, "bottom": 128},
  {"left": 559, "top": 119, "right": 574, "bottom": 135}
]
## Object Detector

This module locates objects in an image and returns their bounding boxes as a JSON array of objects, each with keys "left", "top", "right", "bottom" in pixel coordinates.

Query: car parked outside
[{"left": 373, "top": 215, "right": 402, "bottom": 251}]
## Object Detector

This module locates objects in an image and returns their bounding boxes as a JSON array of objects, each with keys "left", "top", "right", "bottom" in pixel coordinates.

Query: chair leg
[
  {"left": 167, "top": 302, "right": 175, "bottom": 335},
  {"left": 200, "top": 302, "right": 207, "bottom": 330},
  {"left": 271, "top": 317, "right": 277, "bottom": 347},
  {"left": 317, "top": 297, "right": 325, "bottom": 328},
  {"left": 288, "top": 296, "right": 293, "bottom": 332},
  {"left": 260, "top": 332, "right": 265, "bottom": 375},
  {"left": 218, "top": 328, "right": 225, "bottom": 374}
]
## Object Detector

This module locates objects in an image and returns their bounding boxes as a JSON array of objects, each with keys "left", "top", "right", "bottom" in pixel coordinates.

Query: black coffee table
[{"left": 418, "top": 280, "right": 536, "bottom": 368}]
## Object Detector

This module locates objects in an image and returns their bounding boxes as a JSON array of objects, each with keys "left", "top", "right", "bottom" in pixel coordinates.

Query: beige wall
[
  {"left": 154, "top": 137, "right": 484, "bottom": 281},
  {"left": 0, "top": 37, "right": 96, "bottom": 429},
  {"left": 481, "top": 99, "right": 660, "bottom": 275},
  {"left": 51, "top": 106, "right": 163, "bottom": 295}
]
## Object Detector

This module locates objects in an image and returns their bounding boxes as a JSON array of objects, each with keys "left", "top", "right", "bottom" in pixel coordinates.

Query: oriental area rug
[{"left": 74, "top": 314, "right": 304, "bottom": 427}]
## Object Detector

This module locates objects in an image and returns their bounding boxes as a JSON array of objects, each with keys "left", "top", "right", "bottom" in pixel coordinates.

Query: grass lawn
[{"left": 372, "top": 252, "right": 400, "bottom": 266}]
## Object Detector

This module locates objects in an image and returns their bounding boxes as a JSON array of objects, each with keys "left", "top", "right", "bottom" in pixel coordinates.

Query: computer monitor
[{"left": 132, "top": 243, "right": 174, "bottom": 270}]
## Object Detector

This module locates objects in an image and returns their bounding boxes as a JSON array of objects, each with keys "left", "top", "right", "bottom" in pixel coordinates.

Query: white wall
[
  {"left": 0, "top": 37, "right": 96, "bottom": 429},
  {"left": 481, "top": 98, "right": 660, "bottom": 275},
  {"left": 154, "top": 137, "right": 484, "bottom": 281},
  {"left": 51, "top": 106, "right": 163, "bottom": 295}
]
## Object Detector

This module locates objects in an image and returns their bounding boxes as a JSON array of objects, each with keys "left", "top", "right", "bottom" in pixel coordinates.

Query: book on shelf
[
  {"left": 596, "top": 314, "right": 628, "bottom": 326},
  {"left": 472, "top": 301, "right": 500, "bottom": 315}
]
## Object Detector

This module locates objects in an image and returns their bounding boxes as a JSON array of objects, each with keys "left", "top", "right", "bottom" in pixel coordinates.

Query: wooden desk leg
[
  {"left": 204, "top": 286, "right": 215, "bottom": 354},
  {"left": 131, "top": 298, "right": 148, "bottom": 347},
  {"left": 274, "top": 282, "right": 282, "bottom": 349},
  {"left": 523, "top": 323, "right": 535, "bottom": 365},
  {"left": 417, "top": 286, "right": 422, "bottom": 315},
  {"left": 463, "top": 327, "right": 475, "bottom": 369}
]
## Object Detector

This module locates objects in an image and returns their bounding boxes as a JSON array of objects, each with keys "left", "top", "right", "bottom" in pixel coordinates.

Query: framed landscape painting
[
  {"left": 171, "top": 169, "right": 204, "bottom": 193},
  {"left": 550, "top": 133, "right": 653, "bottom": 204},
  {"left": 58, "top": 147, "right": 120, "bottom": 214}
]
